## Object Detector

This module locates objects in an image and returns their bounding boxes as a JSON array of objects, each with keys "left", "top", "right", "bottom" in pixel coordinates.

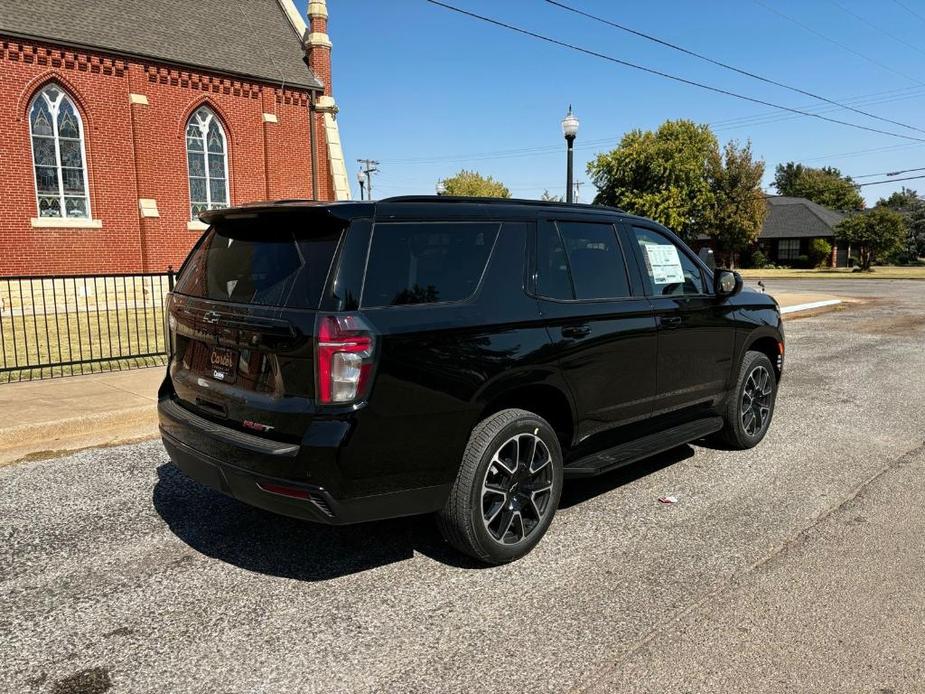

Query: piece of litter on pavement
[{"left": 658, "top": 495, "right": 678, "bottom": 504}]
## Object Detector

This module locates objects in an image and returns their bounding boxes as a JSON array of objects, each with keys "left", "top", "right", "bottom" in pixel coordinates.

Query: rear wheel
[
  {"left": 437, "top": 409, "right": 563, "bottom": 564},
  {"left": 719, "top": 350, "right": 778, "bottom": 449}
]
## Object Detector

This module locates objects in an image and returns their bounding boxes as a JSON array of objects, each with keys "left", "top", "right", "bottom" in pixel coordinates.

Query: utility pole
[
  {"left": 573, "top": 180, "right": 585, "bottom": 204},
  {"left": 357, "top": 159, "right": 379, "bottom": 200}
]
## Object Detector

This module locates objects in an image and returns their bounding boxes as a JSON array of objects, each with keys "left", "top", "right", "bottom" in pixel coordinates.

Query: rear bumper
[{"left": 158, "top": 398, "right": 449, "bottom": 525}]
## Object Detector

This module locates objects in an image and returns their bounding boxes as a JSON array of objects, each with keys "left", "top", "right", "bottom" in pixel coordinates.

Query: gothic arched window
[
  {"left": 186, "top": 107, "right": 229, "bottom": 219},
  {"left": 29, "top": 84, "right": 91, "bottom": 218}
]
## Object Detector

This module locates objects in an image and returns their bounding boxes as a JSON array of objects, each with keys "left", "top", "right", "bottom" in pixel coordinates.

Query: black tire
[
  {"left": 719, "top": 350, "right": 778, "bottom": 450},
  {"left": 437, "top": 408, "right": 564, "bottom": 565}
]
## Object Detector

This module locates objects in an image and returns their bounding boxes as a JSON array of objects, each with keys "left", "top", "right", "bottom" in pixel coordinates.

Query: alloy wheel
[
  {"left": 741, "top": 365, "right": 773, "bottom": 436},
  {"left": 481, "top": 433, "right": 554, "bottom": 545}
]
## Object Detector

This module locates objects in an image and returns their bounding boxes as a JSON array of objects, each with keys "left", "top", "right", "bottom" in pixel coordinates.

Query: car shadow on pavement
[
  {"left": 559, "top": 444, "right": 695, "bottom": 509},
  {"left": 153, "top": 446, "right": 695, "bottom": 581},
  {"left": 152, "top": 464, "right": 485, "bottom": 581}
]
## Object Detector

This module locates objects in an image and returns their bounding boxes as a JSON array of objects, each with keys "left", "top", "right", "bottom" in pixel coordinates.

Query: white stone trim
[
  {"left": 276, "top": 0, "right": 308, "bottom": 37},
  {"left": 187, "top": 220, "right": 209, "bottom": 231},
  {"left": 31, "top": 217, "right": 102, "bottom": 229},
  {"left": 307, "top": 32, "right": 332, "bottom": 49},
  {"left": 262, "top": 112, "right": 279, "bottom": 123},
  {"left": 322, "top": 110, "right": 351, "bottom": 201},
  {"left": 308, "top": 1, "right": 328, "bottom": 19},
  {"left": 138, "top": 198, "right": 159, "bottom": 218},
  {"left": 129, "top": 93, "right": 149, "bottom": 105}
]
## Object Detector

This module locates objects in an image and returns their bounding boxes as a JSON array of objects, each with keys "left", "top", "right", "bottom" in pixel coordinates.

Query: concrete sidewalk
[
  {"left": 0, "top": 367, "right": 162, "bottom": 466},
  {"left": 0, "top": 289, "right": 849, "bottom": 466}
]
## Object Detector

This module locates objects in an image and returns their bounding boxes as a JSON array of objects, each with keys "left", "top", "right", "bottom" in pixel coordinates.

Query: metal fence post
[{"left": 167, "top": 265, "right": 175, "bottom": 291}]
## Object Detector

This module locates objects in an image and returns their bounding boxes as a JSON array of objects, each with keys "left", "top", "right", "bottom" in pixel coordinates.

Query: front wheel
[
  {"left": 718, "top": 350, "right": 778, "bottom": 450},
  {"left": 437, "top": 408, "right": 563, "bottom": 565}
]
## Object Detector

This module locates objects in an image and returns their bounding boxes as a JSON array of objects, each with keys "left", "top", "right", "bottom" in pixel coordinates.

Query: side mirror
[
  {"left": 714, "top": 269, "right": 742, "bottom": 297},
  {"left": 698, "top": 247, "right": 716, "bottom": 270}
]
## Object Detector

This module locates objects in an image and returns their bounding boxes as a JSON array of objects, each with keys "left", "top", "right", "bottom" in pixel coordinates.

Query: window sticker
[{"left": 643, "top": 243, "right": 685, "bottom": 284}]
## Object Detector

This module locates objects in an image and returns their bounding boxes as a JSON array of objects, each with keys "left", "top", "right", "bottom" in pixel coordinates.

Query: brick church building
[{"left": 0, "top": 0, "right": 349, "bottom": 276}]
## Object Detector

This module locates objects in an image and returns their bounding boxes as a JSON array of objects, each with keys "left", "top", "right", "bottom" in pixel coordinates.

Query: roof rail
[{"left": 378, "top": 195, "right": 623, "bottom": 213}]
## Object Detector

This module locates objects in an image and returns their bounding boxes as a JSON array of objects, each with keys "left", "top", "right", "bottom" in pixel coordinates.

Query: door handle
[
  {"left": 659, "top": 315, "right": 683, "bottom": 329},
  {"left": 561, "top": 325, "right": 591, "bottom": 339}
]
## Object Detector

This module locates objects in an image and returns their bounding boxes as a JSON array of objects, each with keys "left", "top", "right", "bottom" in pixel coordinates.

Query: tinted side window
[
  {"left": 362, "top": 222, "right": 499, "bottom": 308},
  {"left": 557, "top": 222, "right": 630, "bottom": 299},
  {"left": 632, "top": 226, "right": 705, "bottom": 296},
  {"left": 536, "top": 224, "right": 574, "bottom": 300}
]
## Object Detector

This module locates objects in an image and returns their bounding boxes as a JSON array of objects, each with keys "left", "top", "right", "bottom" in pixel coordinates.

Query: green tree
[
  {"left": 835, "top": 207, "right": 907, "bottom": 271},
  {"left": 442, "top": 170, "right": 511, "bottom": 198},
  {"left": 808, "top": 238, "right": 833, "bottom": 268},
  {"left": 704, "top": 140, "right": 767, "bottom": 268},
  {"left": 772, "top": 162, "right": 864, "bottom": 212},
  {"left": 540, "top": 189, "right": 563, "bottom": 202},
  {"left": 877, "top": 187, "right": 925, "bottom": 262},
  {"left": 587, "top": 119, "right": 718, "bottom": 242}
]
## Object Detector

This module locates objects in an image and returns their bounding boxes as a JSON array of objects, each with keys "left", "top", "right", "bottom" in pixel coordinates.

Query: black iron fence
[{"left": 0, "top": 270, "right": 175, "bottom": 383}]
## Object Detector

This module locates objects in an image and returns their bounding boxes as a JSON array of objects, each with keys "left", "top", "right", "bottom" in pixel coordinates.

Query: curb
[
  {"left": 0, "top": 405, "right": 158, "bottom": 467},
  {"left": 780, "top": 299, "right": 842, "bottom": 315}
]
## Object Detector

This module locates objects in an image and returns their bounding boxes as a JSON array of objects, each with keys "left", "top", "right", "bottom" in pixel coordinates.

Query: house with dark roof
[
  {"left": 0, "top": 0, "right": 350, "bottom": 275},
  {"left": 758, "top": 196, "right": 848, "bottom": 267}
]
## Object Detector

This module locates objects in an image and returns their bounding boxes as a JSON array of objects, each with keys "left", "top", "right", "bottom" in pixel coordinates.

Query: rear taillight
[{"left": 316, "top": 313, "right": 376, "bottom": 404}]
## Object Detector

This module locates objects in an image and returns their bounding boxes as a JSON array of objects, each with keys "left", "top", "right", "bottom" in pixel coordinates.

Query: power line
[
  {"left": 827, "top": 0, "right": 925, "bottom": 58},
  {"left": 857, "top": 173, "right": 925, "bottom": 187},
  {"left": 892, "top": 0, "right": 925, "bottom": 26},
  {"left": 804, "top": 141, "right": 925, "bottom": 162},
  {"left": 753, "top": 0, "right": 923, "bottom": 86},
  {"left": 377, "top": 84, "right": 925, "bottom": 166},
  {"left": 424, "top": 0, "right": 925, "bottom": 144},
  {"left": 544, "top": 0, "right": 925, "bottom": 134},
  {"left": 851, "top": 165, "right": 925, "bottom": 179}
]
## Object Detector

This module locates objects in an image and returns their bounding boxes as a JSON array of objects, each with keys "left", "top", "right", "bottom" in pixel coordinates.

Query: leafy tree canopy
[
  {"left": 587, "top": 120, "right": 766, "bottom": 260},
  {"left": 540, "top": 190, "right": 563, "bottom": 202},
  {"left": 772, "top": 162, "right": 864, "bottom": 212},
  {"left": 704, "top": 140, "right": 767, "bottom": 267},
  {"left": 876, "top": 187, "right": 925, "bottom": 262},
  {"left": 587, "top": 120, "right": 717, "bottom": 242},
  {"left": 442, "top": 170, "right": 511, "bottom": 198},
  {"left": 835, "top": 206, "right": 907, "bottom": 270}
]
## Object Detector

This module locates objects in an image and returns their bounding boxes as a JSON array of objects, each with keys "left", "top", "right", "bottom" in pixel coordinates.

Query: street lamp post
[
  {"left": 357, "top": 170, "right": 366, "bottom": 201},
  {"left": 561, "top": 105, "right": 579, "bottom": 204},
  {"left": 436, "top": 180, "right": 447, "bottom": 196}
]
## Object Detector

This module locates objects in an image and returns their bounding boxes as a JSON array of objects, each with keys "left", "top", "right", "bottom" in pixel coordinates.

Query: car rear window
[
  {"left": 361, "top": 222, "right": 499, "bottom": 307},
  {"left": 174, "top": 214, "right": 342, "bottom": 308}
]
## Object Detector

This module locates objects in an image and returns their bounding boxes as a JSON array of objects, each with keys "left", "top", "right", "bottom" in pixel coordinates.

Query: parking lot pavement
[{"left": 1, "top": 280, "right": 923, "bottom": 693}]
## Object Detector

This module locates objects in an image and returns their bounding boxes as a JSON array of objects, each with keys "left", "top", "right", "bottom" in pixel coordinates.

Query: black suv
[{"left": 159, "top": 197, "right": 783, "bottom": 564}]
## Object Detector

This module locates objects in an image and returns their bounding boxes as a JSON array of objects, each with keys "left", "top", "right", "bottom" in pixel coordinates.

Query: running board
[{"left": 563, "top": 416, "right": 723, "bottom": 478}]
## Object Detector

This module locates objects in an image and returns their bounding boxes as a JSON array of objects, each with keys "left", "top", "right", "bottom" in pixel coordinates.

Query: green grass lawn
[
  {"left": 0, "top": 307, "right": 167, "bottom": 382},
  {"left": 738, "top": 266, "right": 925, "bottom": 280}
]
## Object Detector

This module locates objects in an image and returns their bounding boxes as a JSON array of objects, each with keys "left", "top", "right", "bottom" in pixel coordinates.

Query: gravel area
[{"left": 1, "top": 279, "right": 923, "bottom": 693}]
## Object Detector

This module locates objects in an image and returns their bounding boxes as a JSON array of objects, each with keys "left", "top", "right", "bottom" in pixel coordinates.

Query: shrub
[
  {"left": 791, "top": 254, "right": 812, "bottom": 269},
  {"left": 808, "top": 238, "right": 832, "bottom": 268},
  {"left": 749, "top": 249, "right": 770, "bottom": 269}
]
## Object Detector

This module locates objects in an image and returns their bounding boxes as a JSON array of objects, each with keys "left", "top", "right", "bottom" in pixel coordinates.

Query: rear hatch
[{"left": 166, "top": 208, "right": 345, "bottom": 441}]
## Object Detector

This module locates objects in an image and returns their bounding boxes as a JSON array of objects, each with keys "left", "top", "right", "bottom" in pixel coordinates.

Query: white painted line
[{"left": 780, "top": 299, "right": 842, "bottom": 314}]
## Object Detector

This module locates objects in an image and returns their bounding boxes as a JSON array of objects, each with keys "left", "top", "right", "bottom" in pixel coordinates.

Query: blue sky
[{"left": 300, "top": 0, "right": 925, "bottom": 205}]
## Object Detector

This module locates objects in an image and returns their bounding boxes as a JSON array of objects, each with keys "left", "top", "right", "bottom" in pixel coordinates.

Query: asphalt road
[{"left": 2, "top": 280, "right": 923, "bottom": 694}]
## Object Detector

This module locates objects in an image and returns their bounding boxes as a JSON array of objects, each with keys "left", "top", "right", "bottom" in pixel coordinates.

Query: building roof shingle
[
  {"left": 760, "top": 196, "right": 847, "bottom": 240},
  {"left": 0, "top": 0, "right": 321, "bottom": 90}
]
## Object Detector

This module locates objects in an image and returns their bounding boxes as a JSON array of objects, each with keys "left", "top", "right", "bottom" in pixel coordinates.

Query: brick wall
[{"left": 0, "top": 36, "right": 331, "bottom": 276}]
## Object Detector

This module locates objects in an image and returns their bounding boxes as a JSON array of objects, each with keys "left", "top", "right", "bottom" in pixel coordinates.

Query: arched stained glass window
[
  {"left": 29, "top": 85, "right": 91, "bottom": 218},
  {"left": 186, "top": 107, "right": 229, "bottom": 219}
]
